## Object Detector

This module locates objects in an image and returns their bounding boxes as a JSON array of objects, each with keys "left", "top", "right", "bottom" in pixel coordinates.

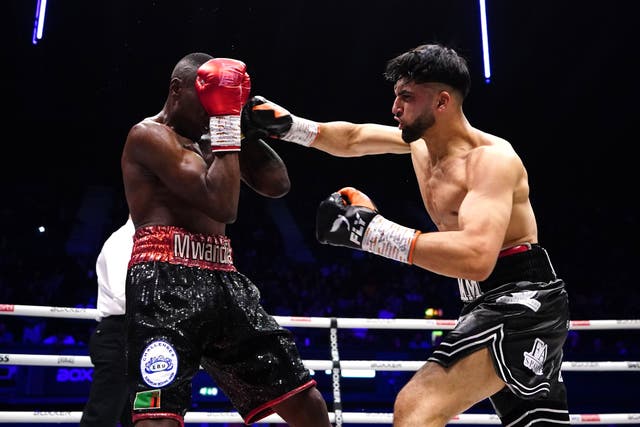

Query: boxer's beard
[{"left": 401, "top": 110, "right": 435, "bottom": 143}]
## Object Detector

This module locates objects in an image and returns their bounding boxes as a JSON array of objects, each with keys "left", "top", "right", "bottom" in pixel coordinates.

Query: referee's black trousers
[{"left": 80, "top": 315, "right": 132, "bottom": 427}]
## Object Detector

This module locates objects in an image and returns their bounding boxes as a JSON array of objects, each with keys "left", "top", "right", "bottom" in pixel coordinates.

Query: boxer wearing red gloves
[{"left": 121, "top": 53, "right": 330, "bottom": 427}]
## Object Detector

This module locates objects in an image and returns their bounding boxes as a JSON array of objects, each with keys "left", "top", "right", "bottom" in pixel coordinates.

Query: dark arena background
[{"left": 3, "top": 1, "right": 639, "bottom": 426}]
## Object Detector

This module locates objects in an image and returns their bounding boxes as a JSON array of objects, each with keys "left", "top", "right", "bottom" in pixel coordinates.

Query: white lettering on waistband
[
  {"left": 458, "top": 278, "right": 482, "bottom": 302},
  {"left": 173, "top": 234, "right": 232, "bottom": 264}
]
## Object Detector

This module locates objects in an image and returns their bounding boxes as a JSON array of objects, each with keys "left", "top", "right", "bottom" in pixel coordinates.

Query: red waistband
[
  {"left": 498, "top": 243, "right": 532, "bottom": 258},
  {"left": 129, "top": 225, "right": 236, "bottom": 271}
]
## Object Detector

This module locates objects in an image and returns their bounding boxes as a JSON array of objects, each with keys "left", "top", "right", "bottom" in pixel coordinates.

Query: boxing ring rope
[
  {"left": 3, "top": 353, "right": 640, "bottom": 372},
  {"left": 1, "top": 304, "right": 639, "bottom": 425},
  {"left": 4, "top": 304, "right": 640, "bottom": 330},
  {"left": 2, "top": 411, "right": 639, "bottom": 425}
]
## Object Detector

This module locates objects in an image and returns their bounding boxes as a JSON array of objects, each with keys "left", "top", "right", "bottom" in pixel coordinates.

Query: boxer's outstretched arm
[
  {"left": 313, "top": 121, "right": 410, "bottom": 157},
  {"left": 242, "top": 96, "right": 411, "bottom": 157}
]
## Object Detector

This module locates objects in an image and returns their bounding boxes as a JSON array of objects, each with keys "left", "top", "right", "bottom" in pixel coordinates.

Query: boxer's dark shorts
[
  {"left": 125, "top": 226, "right": 315, "bottom": 425},
  {"left": 429, "top": 244, "right": 570, "bottom": 425}
]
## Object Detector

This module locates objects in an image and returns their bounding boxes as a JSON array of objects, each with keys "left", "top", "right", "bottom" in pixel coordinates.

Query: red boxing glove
[
  {"left": 196, "top": 58, "right": 248, "bottom": 115},
  {"left": 195, "top": 58, "right": 250, "bottom": 152}
]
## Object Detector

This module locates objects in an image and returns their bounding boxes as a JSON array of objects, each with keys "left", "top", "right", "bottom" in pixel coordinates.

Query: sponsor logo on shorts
[
  {"left": 134, "top": 389, "right": 162, "bottom": 410},
  {"left": 140, "top": 340, "right": 178, "bottom": 388},
  {"left": 457, "top": 278, "right": 482, "bottom": 302},
  {"left": 173, "top": 233, "right": 232, "bottom": 264},
  {"left": 496, "top": 290, "right": 541, "bottom": 311},
  {"left": 523, "top": 338, "right": 547, "bottom": 375}
]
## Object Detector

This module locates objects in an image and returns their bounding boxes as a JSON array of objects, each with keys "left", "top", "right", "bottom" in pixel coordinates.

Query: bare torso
[
  {"left": 121, "top": 117, "right": 229, "bottom": 236},
  {"left": 409, "top": 129, "right": 538, "bottom": 249}
]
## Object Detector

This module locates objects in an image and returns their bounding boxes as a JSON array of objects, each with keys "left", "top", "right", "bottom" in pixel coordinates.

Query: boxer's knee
[{"left": 393, "top": 380, "right": 451, "bottom": 427}]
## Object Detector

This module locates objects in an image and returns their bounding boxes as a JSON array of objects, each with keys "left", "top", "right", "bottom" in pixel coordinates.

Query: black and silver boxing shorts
[
  {"left": 429, "top": 244, "right": 570, "bottom": 425},
  {"left": 125, "top": 225, "right": 316, "bottom": 426}
]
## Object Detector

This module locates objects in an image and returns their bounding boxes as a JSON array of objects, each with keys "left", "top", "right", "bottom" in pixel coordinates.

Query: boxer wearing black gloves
[{"left": 242, "top": 43, "right": 570, "bottom": 427}]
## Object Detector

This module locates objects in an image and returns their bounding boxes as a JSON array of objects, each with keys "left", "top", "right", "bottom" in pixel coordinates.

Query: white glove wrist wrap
[
  {"left": 209, "top": 115, "right": 241, "bottom": 152},
  {"left": 362, "top": 215, "right": 418, "bottom": 264},
  {"left": 282, "top": 116, "right": 319, "bottom": 147}
]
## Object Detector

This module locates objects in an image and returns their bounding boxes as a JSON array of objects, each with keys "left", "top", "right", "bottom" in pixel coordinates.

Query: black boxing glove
[
  {"left": 241, "top": 96, "right": 318, "bottom": 146},
  {"left": 316, "top": 187, "right": 421, "bottom": 264}
]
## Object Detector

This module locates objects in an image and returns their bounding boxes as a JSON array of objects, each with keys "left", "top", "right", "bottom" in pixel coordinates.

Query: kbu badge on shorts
[{"left": 140, "top": 340, "right": 178, "bottom": 388}]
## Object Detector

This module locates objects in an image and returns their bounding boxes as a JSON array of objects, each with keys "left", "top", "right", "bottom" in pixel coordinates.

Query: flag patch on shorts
[{"left": 134, "top": 389, "right": 161, "bottom": 410}]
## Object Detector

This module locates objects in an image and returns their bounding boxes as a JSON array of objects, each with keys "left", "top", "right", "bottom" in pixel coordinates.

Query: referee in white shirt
[{"left": 81, "top": 217, "right": 134, "bottom": 427}]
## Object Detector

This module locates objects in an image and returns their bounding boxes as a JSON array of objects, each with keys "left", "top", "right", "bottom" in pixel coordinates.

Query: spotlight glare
[
  {"left": 479, "top": 0, "right": 492, "bottom": 82},
  {"left": 32, "top": 0, "right": 49, "bottom": 44}
]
